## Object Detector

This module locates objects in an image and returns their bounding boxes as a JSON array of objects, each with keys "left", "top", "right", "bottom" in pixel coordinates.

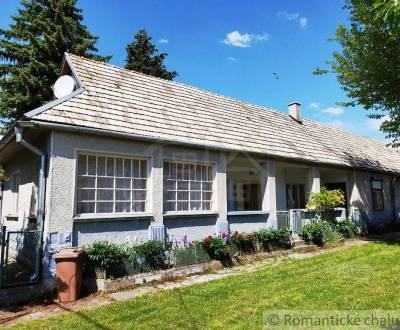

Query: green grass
[{"left": 13, "top": 241, "right": 400, "bottom": 329}]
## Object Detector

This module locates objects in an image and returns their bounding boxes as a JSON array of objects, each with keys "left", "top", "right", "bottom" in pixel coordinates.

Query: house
[{"left": 0, "top": 53, "right": 400, "bottom": 279}]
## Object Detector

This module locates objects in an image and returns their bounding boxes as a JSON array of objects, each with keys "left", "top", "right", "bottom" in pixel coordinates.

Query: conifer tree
[
  {"left": 0, "top": 0, "right": 110, "bottom": 127},
  {"left": 125, "top": 29, "right": 177, "bottom": 80}
]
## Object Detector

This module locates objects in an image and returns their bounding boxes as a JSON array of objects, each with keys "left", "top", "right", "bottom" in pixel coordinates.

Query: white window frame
[
  {"left": 74, "top": 152, "right": 150, "bottom": 218},
  {"left": 163, "top": 160, "right": 216, "bottom": 214}
]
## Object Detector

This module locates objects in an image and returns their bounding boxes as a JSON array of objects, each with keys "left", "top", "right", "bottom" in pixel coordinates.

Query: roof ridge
[{"left": 66, "top": 53, "right": 284, "bottom": 116}]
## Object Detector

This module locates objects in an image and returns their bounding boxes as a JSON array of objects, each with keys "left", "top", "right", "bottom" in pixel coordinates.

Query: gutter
[
  {"left": 19, "top": 120, "right": 400, "bottom": 176},
  {"left": 14, "top": 127, "right": 46, "bottom": 232}
]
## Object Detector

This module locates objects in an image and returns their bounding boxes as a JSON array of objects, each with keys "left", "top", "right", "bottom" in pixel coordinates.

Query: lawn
[{"left": 13, "top": 240, "right": 400, "bottom": 329}]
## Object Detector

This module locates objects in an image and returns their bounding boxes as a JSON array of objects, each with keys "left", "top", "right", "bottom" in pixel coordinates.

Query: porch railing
[{"left": 277, "top": 207, "right": 363, "bottom": 233}]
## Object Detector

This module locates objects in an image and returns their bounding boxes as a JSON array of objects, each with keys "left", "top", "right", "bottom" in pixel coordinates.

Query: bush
[
  {"left": 254, "top": 228, "right": 291, "bottom": 251},
  {"left": 301, "top": 221, "right": 342, "bottom": 246},
  {"left": 85, "top": 241, "right": 126, "bottom": 277},
  {"left": 174, "top": 244, "right": 210, "bottom": 266},
  {"left": 200, "top": 236, "right": 228, "bottom": 260},
  {"left": 85, "top": 240, "right": 169, "bottom": 278},
  {"left": 336, "top": 219, "right": 358, "bottom": 238},
  {"left": 230, "top": 231, "right": 256, "bottom": 253},
  {"left": 306, "top": 187, "right": 345, "bottom": 220}
]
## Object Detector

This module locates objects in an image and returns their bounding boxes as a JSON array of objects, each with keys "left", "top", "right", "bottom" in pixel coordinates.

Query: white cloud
[
  {"left": 366, "top": 115, "right": 389, "bottom": 131},
  {"left": 321, "top": 107, "right": 345, "bottom": 116},
  {"left": 223, "top": 30, "right": 270, "bottom": 48},
  {"left": 227, "top": 57, "right": 237, "bottom": 61},
  {"left": 158, "top": 38, "right": 169, "bottom": 44},
  {"left": 277, "top": 11, "right": 308, "bottom": 28},
  {"left": 299, "top": 17, "right": 308, "bottom": 28},
  {"left": 309, "top": 102, "right": 320, "bottom": 109}
]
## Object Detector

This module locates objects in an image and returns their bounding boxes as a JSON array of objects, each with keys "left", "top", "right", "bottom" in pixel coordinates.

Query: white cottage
[{"left": 0, "top": 53, "right": 399, "bottom": 279}]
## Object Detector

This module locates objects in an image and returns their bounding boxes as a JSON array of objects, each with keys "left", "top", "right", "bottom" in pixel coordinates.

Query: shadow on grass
[
  {"left": 363, "top": 231, "right": 400, "bottom": 246},
  {"left": 54, "top": 301, "right": 112, "bottom": 330}
]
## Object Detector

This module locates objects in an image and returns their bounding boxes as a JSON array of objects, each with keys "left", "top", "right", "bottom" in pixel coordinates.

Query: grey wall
[{"left": 228, "top": 213, "right": 270, "bottom": 232}]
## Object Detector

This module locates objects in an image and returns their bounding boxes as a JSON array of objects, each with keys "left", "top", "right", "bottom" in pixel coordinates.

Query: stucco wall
[{"left": 228, "top": 213, "right": 269, "bottom": 232}]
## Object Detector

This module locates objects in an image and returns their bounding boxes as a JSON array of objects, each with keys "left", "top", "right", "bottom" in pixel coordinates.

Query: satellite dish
[{"left": 53, "top": 75, "right": 76, "bottom": 99}]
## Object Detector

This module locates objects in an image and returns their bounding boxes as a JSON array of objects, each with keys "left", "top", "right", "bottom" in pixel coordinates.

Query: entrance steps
[{"left": 291, "top": 234, "right": 316, "bottom": 250}]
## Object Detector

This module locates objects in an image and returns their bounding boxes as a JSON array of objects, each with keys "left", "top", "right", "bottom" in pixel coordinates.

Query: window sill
[
  {"left": 73, "top": 213, "right": 153, "bottom": 222},
  {"left": 163, "top": 210, "right": 219, "bottom": 218},
  {"left": 227, "top": 211, "right": 269, "bottom": 216}
]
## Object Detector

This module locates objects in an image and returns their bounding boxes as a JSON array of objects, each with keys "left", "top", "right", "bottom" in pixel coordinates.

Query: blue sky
[{"left": 0, "top": 0, "right": 386, "bottom": 142}]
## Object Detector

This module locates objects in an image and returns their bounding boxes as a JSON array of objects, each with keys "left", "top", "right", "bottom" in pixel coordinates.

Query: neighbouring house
[{"left": 1, "top": 53, "right": 400, "bottom": 282}]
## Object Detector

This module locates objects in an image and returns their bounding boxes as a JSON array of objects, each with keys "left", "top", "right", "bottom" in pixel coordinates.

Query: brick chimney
[{"left": 288, "top": 102, "right": 302, "bottom": 122}]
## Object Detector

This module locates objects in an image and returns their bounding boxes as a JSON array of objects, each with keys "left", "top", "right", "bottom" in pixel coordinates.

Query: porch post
[
  {"left": 263, "top": 159, "right": 277, "bottom": 229},
  {"left": 148, "top": 145, "right": 166, "bottom": 240},
  {"left": 308, "top": 165, "right": 321, "bottom": 194},
  {"left": 215, "top": 151, "right": 228, "bottom": 234}
]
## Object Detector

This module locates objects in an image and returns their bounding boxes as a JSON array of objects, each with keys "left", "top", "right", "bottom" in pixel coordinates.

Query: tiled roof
[{"left": 28, "top": 53, "right": 400, "bottom": 174}]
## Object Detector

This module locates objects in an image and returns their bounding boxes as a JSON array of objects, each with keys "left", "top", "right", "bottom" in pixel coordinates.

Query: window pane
[
  {"left": 140, "top": 160, "right": 147, "bottom": 178},
  {"left": 88, "top": 156, "right": 96, "bottom": 175},
  {"left": 190, "top": 201, "right": 201, "bottom": 211},
  {"left": 195, "top": 165, "right": 202, "bottom": 181},
  {"left": 116, "top": 178, "right": 131, "bottom": 189},
  {"left": 124, "top": 159, "right": 131, "bottom": 177},
  {"left": 202, "top": 182, "right": 212, "bottom": 191},
  {"left": 78, "top": 189, "right": 95, "bottom": 201},
  {"left": 132, "top": 202, "right": 145, "bottom": 212},
  {"left": 190, "top": 181, "right": 201, "bottom": 190},
  {"left": 132, "top": 160, "right": 140, "bottom": 177},
  {"left": 116, "top": 202, "right": 131, "bottom": 213},
  {"left": 97, "top": 177, "right": 114, "bottom": 189},
  {"left": 97, "top": 157, "right": 106, "bottom": 176},
  {"left": 97, "top": 189, "right": 113, "bottom": 201},
  {"left": 78, "top": 176, "right": 95, "bottom": 188},
  {"left": 106, "top": 158, "right": 114, "bottom": 176},
  {"left": 207, "top": 166, "right": 213, "bottom": 181},
  {"left": 189, "top": 164, "right": 195, "bottom": 180},
  {"left": 190, "top": 191, "right": 201, "bottom": 201},
  {"left": 177, "top": 181, "right": 189, "bottom": 190},
  {"left": 202, "top": 191, "right": 212, "bottom": 201},
  {"left": 166, "top": 191, "right": 176, "bottom": 201},
  {"left": 163, "top": 162, "right": 170, "bottom": 179},
  {"left": 116, "top": 190, "right": 131, "bottom": 201},
  {"left": 133, "top": 190, "right": 146, "bottom": 201},
  {"left": 202, "top": 202, "right": 211, "bottom": 210},
  {"left": 116, "top": 158, "right": 123, "bottom": 177},
  {"left": 171, "top": 163, "right": 177, "bottom": 179},
  {"left": 165, "top": 179, "right": 176, "bottom": 190},
  {"left": 133, "top": 179, "right": 146, "bottom": 189},
  {"left": 165, "top": 202, "right": 176, "bottom": 212},
  {"left": 77, "top": 155, "right": 87, "bottom": 175},
  {"left": 77, "top": 202, "right": 95, "bottom": 214},
  {"left": 183, "top": 164, "right": 190, "bottom": 180},
  {"left": 97, "top": 202, "right": 113, "bottom": 213},
  {"left": 178, "top": 191, "right": 189, "bottom": 200},
  {"left": 177, "top": 163, "right": 183, "bottom": 180},
  {"left": 177, "top": 201, "right": 189, "bottom": 211},
  {"left": 201, "top": 166, "right": 207, "bottom": 181}
]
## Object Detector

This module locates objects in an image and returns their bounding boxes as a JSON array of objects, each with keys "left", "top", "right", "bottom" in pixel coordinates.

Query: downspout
[{"left": 15, "top": 127, "right": 46, "bottom": 232}]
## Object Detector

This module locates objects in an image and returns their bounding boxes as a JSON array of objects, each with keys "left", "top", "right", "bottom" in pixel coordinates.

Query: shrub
[
  {"left": 174, "top": 244, "right": 210, "bottom": 266},
  {"left": 85, "top": 241, "right": 126, "bottom": 277},
  {"left": 306, "top": 187, "right": 345, "bottom": 220},
  {"left": 230, "top": 231, "right": 256, "bottom": 253},
  {"left": 301, "top": 221, "right": 342, "bottom": 246},
  {"left": 254, "top": 228, "right": 291, "bottom": 251},
  {"left": 200, "top": 236, "right": 228, "bottom": 260},
  {"left": 336, "top": 219, "right": 358, "bottom": 238}
]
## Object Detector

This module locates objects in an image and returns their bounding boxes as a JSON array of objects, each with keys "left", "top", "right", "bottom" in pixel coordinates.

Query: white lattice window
[
  {"left": 163, "top": 161, "right": 214, "bottom": 212},
  {"left": 76, "top": 154, "right": 147, "bottom": 215}
]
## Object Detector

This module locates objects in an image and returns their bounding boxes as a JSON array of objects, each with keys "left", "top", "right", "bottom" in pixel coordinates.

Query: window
[
  {"left": 163, "top": 161, "right": 213, "bottom": 212},
  {"left": 286, "top": 183, "right": 306, "bottom": 209},
  {"left": 371, "top": 179, "right": 384, "bottom": 211},
  {"left": 229, "top": 182, "right": 261, "bottom": 211},
  {"left": 76, "top": 154, "right": 147, "bottom": 215}
]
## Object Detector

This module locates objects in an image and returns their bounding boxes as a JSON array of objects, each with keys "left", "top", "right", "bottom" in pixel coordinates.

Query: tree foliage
[
  {"left": 320, "top": 0, "right": 400, "bottom": 145},
  {"left": 306, "top": 187, "right": 345, "bottom": 217},
  {"left": 125, "top": 29, "right": 177, "bottom": 80},
  {"left": 0, "top": 0, "right": 109, "bottom": 128}
]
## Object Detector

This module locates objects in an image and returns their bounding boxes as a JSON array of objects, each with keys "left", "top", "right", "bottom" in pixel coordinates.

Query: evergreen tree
[
  {"left": 125, "top": 29, "right": 177, "bottom": 80},
  {"left": 0, "top": 0, "right": 110, "bottom": 127}
]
